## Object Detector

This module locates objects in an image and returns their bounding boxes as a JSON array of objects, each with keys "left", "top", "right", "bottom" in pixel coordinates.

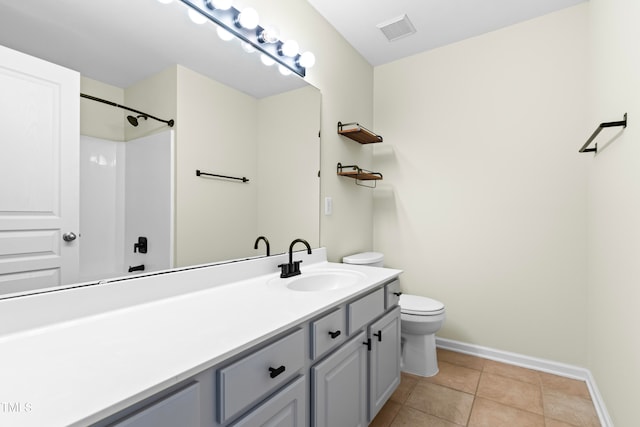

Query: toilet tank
[{"left": 342, "top": 252, "right": 384, "bottom": 267}]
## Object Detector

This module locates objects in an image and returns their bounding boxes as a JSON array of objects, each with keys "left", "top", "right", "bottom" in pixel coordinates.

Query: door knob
[{"left": 62, "top": 232, "right": 77, "bottom": 242}]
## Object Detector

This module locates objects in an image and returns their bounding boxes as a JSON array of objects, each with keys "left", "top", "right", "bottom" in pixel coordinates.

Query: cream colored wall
[
  {"left": 257, "top": 86, "right": 321, "bottom": 255},
  {"left": 373, "top": 5, "right": 590, "bottom": 365},
  {"left": 80, "top": 77, "right": 125, "bottom": 141},
  {"left": 588, "top": 0, "right": 640, "bottom": 424},
  {"left": 175, "top": 65, "right": 259, "bottom": 266},
  {"left": 124, "top": 66, "right": 177, "bottom": 141},
  {"left": 244, "top": 0, "right": 375, "bottom": 262}
]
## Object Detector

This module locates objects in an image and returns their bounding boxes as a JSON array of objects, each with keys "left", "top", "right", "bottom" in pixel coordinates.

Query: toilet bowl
[
  {"left": 399, "top": 294, "right": 445, "bottom": 377},
  {"left": 342, "top": 252, "right": 446, "bottom": 377}
]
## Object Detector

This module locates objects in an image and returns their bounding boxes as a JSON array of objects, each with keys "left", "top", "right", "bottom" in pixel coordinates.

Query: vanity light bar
[{"left": 178, "top": 0, "right": 307, "bottom": 77}]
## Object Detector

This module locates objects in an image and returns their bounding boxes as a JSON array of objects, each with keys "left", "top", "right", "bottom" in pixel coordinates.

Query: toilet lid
[
  {"left": 399, "top": 294, "right": 445, "bottom": 315},
  {"left": 342, "top": 252, "right": 384, "bottom": 265}
]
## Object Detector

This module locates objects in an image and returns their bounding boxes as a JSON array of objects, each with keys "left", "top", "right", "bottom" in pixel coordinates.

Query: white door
[{"left": 0, "top": 44, "right": 79, "bottom": 296}]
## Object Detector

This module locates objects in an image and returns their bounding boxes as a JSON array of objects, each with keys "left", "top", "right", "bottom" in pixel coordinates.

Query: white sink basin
[{"left": 273, "top": 270, "right": 365, "bottom": 292}]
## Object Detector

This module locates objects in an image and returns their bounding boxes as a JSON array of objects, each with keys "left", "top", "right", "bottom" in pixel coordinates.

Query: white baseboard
[{"left": 435, "top": 337, "right": 613, "bottom": 427}]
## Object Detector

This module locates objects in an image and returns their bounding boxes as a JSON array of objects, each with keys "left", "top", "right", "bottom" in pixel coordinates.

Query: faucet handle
[{"left": 278, "top": 260, "right": 303, "bottom": 278}]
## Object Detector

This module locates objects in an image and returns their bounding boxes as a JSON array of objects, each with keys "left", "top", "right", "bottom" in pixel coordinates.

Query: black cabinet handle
[
  {"left": 393, "top": 292, "right": 402, "bottom": 297},
  {"left": 328, "top": 330, "right": 341, "bottom": 339},
  {"left": 268, "top": 365, "right": 286, "bottom": 378},
  {"left": 373, "top": 331, "right": 382, "bottom": 342},
  {"left": 363, "top": 338, "right": 371, "bottom": 351}
]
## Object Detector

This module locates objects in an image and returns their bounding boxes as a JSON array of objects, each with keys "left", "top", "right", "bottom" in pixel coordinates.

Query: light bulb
[
  {"left": 208, "top": 0, "right": 232, "bottom": 10},
  {"left": 259, "top": 25, "right": 280, "bottom": 44},
  {"left": 241, "top": 42, "right": 256, "bottom": 54},
  {"left": 260, "top": 54, "right": 275, "bottom": 66},
  {"left": 278, "top": 65, "right": 292, "bottom": 76},
  {"left": 157, "top": 0, "right": 173, "bottom": 4},
  {"left": 237, "top": 8, "right": 259, "bottom": 30},
  {"left": 298, "top": 51, "right": 316, "bottom": 69},
  {"left": 188, "top": 9, "right": 207, "bottom": 25},
  {"left": 280, "top": 40, "right": 299, "bottom": 57},
  {"left": 217, "top": 27, "right": 234, "bottom": 41}
]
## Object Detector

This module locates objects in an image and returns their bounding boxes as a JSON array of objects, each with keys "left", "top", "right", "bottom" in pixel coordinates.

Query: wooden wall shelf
[
  {"left": 337, "top": 163, "right": 382, "bottom": 188},
  {"left": 337, "top": 122, "right": 383, "bottom": 144}
]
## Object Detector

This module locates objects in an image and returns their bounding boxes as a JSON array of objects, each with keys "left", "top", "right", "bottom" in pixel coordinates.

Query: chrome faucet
[
  {"left": 254, "top": 236, "right": 270, "bottom": 256},
  {"left": 278, "top": 238, "right": 312, "bottom": 278}
]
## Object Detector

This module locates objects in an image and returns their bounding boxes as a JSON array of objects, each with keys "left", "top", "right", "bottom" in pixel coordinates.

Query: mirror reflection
[{"left": 0, "top": 0, "right": 320, "bottom": 297}]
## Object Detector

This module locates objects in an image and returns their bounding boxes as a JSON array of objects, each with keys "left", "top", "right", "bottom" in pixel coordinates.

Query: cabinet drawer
[
  {"left": 385, "top": 280, "right": 401, "bottom": 309},
  {"left": 347, "top": 288, "right": 384, "bottom": 334},
  {"left": 111, "top": 383, "right": 200, "bottom": 427},
  {"left": 310, "top": 308, "right": 346, "bottom": 360},
  {"left": 230, "top": 376, "right": 306, "bottom": 427},
  {"left": 217, "top": 329, "right": 304, "bottom": 424}
]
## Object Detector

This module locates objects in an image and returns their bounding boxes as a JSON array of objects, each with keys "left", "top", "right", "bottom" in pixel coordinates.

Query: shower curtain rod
[{"left": 80, "top": 93, "right": 174, "bottom": 127}]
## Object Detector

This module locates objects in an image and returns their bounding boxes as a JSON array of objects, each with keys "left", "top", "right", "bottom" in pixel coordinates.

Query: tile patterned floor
[{"left": 370, "top": 348, "right": 601, "bottom": 427}]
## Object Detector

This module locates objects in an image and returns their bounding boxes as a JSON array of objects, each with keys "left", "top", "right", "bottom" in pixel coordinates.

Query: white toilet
[{"left": 342, "top": 252, "right": 446, "bottom": 377}]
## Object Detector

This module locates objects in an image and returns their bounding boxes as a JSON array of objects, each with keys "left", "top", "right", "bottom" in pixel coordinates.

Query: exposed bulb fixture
[
  {"left": 206, "top": 0, "right": 232, "bottom": 10},
  {"left": 217, "top": 26, "right": 234, "bottom": 41},
  {"left": 260, "top": 54, "right": 276, "bottom": 66},
  {"left": 188, "top": 8, "right": 207, "bottom": 24},
  {"left": 237, "top": 7, "right": 259, "bottom": 30},
  {"left": 258, "top": 25, "right": 280, "bottom": 44},
  {"left": 298, "top": 52, "right": 316, "bottom": 69},
  {"left": 280, "top": 40, "right": 299, "bottom": 57},
  {"left": 278, "top": 65, "right": 292, "bottom": 76},
  {"left": 177, "top": 0, "right": 314, "bottom": 77}
]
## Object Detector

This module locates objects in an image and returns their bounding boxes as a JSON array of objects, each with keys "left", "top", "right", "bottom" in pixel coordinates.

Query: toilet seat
[{"left": 399, "top": 294, "right": 445, "bottom": 316}]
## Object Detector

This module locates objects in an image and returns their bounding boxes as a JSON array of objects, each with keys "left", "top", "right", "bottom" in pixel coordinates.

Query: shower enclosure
[{"left": 79, "top": 130, "right": 174, "bottom": 281}]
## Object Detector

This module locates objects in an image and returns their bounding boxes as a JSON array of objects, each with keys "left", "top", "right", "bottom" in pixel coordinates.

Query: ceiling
[
  {"left": 0, "top": 0, "right": 306, "bottom": 98},
  {"left": 0, "top": 0, "right": 587, "bottom": 98},
  {"left": 306, "top": 0, "right": 588, "bottom": 66}
]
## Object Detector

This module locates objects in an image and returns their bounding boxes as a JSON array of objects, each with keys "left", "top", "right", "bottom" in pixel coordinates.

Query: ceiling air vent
[{"left": 377, "top": 14, "right": 416, "bottom": 42}]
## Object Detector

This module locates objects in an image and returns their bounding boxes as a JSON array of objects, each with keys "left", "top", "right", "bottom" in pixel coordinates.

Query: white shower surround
[{"left": 79, "top": 131, "right": 174, "bottom": 281}]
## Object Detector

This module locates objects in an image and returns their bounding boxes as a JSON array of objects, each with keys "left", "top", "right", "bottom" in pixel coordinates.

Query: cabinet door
[
  {"left": 311, "top": 331, "right": 367, "bottom": 427},
  {"left": 231, "top": 376, "right": 306, "bottom": 427},
  {"left": 368, "top": 306, "right": 401, "bottom": 421}
]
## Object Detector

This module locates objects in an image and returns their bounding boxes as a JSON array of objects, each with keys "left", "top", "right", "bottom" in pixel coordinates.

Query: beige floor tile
[
  {"left": 424, "top": 361, "right": 482, "bottom": 394},
  {"left": 437, "top": 348, "right": 486, "bottom": 371},
  {"left": 477, "top": 372, "right": 544, "bottom": 415},
  {"left": 545, "top": 418, "right": 579, "bottom": 427},
  {"left": 389, "top": 406, "right": 463, "bottom": 427},
  {"left": 483, "top": 359, "right": 541, "bottom": 385},
  {"left": 370, "top": 400, "right": 402, "bottom": 427},
  {"left": 543, "top": 390, "right": 600, "bottom": 427},
  {"left": 468, "top": 397, "right": 545, "bottom": 427},
  {"left": 540, "top": 372, "right": 591, "bottom": 400},
  {"left": 405, "top": 382, "right": 474, "bottom": 425},
  {"left": 391, "top": 372, "right": 419, "bottom": 404}
]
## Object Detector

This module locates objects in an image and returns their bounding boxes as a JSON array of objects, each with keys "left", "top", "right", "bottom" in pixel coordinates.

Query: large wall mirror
[{"left": 0, "top": 0, "right": 320, "bottom": 297}]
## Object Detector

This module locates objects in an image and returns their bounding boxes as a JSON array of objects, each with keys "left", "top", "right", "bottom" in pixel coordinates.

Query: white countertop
[{"left": 0, "top": 249, "right": 401, "bottom": 426}]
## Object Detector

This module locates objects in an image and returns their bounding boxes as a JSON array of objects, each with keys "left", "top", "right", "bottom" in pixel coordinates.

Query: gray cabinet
[
  {"left": 111, "top": 383, "right": 200, "bottom": 427},
  {"left": 230, "top": 376, "right": 306, "bottom": 427},
  {"left": 368, "top": 306, "right": 401, "bottom": 420},
  {"left": 384, "top": 280, "right": 401, "bottom": 309},
  {"left": 99, "top": 280, "right": 401, "bottom": 427},
  {"left": 311, "top": 331, "right": 368, "bottom": 427},
  {"left": 310, "top": 307, "right": 346, "bottom": 360},
  {"left": 217, "top": 329, "right": 304, "bottom": 424},
  {"left": 347, "top": 288, "right": 384, "bottom": 334}
]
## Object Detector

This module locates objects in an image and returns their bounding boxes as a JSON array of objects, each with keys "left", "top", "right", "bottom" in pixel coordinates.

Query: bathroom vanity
[{"left": 0, "top": 249, "right": 401, "bottom": 427}]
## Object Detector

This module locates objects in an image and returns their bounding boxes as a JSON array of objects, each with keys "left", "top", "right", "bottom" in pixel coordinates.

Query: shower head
[{"left": 127, "top": 114, "right": 148, "bottom": 127}]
